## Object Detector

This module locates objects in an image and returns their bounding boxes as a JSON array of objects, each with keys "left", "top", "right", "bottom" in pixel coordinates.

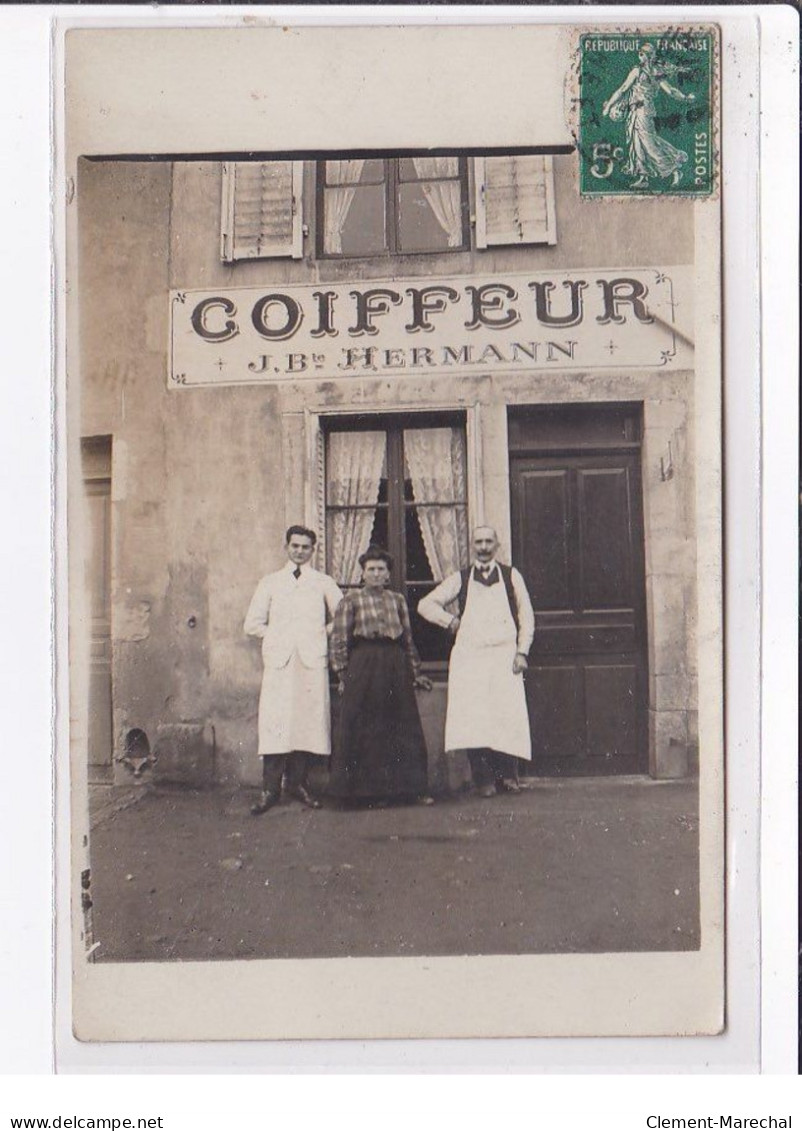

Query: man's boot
[{"left": 250, "top": 790, "right": 279, "bottom": 816}]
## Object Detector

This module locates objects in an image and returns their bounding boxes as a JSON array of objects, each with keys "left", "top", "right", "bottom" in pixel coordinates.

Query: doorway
[
  {"left": 82, "top": 437, "right": 113, "bottom": 784},
  {"left": 509, "top": 404, "right": 648, "bottom": 775}
]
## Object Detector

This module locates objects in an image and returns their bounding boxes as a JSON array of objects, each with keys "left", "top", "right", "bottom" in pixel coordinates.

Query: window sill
[{"left": 318, "top": 247, "right": 471, "bottom": 263}]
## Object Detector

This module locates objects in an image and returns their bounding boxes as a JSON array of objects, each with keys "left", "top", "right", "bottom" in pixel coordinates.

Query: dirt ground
[{"left": 85, "top": 775, "right": 700, "bottom": 963}]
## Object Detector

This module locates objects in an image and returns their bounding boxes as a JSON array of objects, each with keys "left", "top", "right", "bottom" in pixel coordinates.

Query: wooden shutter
[
  {"left": 474, "top": 156, "right": 556, "bottom": 248},
  {"left": 220, "top": 161, "right": 303, "bottom": 262}
]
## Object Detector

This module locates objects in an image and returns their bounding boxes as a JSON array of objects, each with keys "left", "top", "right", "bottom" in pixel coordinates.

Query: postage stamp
[{"left": 578, "top": 29, "right": 716, "bottom": 197}]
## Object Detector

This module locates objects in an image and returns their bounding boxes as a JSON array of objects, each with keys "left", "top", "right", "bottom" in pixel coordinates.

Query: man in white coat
[
  {"left": 418, "top": 525, "right": 535, "bottom": 796},
  {"left": 244, "top": 525, "right": 342, "bottom": 814}
]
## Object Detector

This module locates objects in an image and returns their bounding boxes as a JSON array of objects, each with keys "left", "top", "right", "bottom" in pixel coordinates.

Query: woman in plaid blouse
[{"left": 329, "top": 545, "right": 434, "bottom": 806}]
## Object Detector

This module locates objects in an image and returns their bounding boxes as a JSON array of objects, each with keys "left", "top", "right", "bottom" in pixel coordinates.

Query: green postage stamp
[{"left": 578, "top": 29, "right": 716, "bottom": 196}]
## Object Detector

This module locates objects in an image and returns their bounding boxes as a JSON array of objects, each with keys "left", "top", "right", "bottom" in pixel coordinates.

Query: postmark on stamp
[{"left": 577, "top": 29, "right": 716, "bottom": 197}]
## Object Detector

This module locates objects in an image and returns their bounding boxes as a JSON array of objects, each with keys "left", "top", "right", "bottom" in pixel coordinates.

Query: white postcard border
[{"left": 48, "top": 4, "right": 770, "bottom": 1069}]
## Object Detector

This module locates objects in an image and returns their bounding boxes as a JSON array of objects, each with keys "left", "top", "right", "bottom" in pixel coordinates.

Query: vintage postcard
[{"left": 60, "top": 18, "right": 727, "bottom": 1043}]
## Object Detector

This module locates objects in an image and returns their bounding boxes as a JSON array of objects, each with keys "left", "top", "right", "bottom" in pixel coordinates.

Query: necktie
[{"left": 293, "top": 567, "right": 301, "bottom": 580}]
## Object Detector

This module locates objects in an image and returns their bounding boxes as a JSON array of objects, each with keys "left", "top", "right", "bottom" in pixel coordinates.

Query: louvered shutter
[
  {"left": 220, "top": 161, "right": 303, "bottom": 262},
  {"left": 474, "top": 156, "right": 556, "bottom": 248}
]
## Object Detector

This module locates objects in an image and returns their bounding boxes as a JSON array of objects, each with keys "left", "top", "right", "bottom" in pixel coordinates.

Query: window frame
[
  {"left": 316, "top": 157, "right": 471, "bottom": 260},
  {"left": 322, "top": 411, "right": 470, "bottom": 670}
]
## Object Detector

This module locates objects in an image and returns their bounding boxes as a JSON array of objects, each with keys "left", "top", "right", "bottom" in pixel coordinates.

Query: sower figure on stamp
[
  {"left": 418, "top": 525, "right": 535, "bottom": 797},
  {"left": 244, "top": 525, "right": 343, "bottom": 814},
  {"left": 602, "top": 42, "right": 696, "bottom": 190}
]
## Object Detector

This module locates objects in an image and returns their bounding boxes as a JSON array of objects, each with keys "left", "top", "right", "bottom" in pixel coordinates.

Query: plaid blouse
[{"left": 329, "top": 588, "right": 421, "bottom": 676}]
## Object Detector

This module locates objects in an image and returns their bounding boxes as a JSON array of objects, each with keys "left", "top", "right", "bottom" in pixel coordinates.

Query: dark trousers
[
  {"left": 467, "top": 748, "right": 520, "bottom": 788},
  {"left": 260, "top": 751, "right": 311, "bottom": 794}
]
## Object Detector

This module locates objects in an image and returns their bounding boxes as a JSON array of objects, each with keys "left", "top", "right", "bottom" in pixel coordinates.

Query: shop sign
[{"left": 168, "top": 267, "right": 693, "bottom": 387}]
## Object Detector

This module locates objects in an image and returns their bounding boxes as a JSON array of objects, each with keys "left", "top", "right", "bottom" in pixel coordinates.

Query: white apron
[
  {"left": 258, "top": 650, "right": 332, "bottom": 756},
  {"left": 444, "top": 577, "right": 532, "bottom": 761},
  {"left": 245, "top": 565, "right": 342, "bottom": 757}
]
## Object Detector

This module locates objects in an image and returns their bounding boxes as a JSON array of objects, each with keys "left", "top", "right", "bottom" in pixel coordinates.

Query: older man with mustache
[{"left": 418, "top": 525, "right": 535, "bottom": 796}]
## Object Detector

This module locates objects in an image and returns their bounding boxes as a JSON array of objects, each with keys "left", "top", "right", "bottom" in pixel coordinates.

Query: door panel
[
  {"left": 510, "top": 409, "right": 647, "bottom": 776},
  {"left": 86, "top": 477, "right": 113, "bottom": 783},
  {"left": 528, "top": 665, "right": 583, "bottom": 760},
  {"left": 584, "top": 663, "right": 639, "bottom": 761},
  {"left": 517, "top": 469, "right": 572, "bottom": 611},
  {"left": 577, "top": 468, "right": 633, "bottom": 609}
]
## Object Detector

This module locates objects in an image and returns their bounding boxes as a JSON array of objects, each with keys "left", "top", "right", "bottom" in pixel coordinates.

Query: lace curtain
[
  {"left": 404, "top": 427, "right": 469, "bottom": 582},
  {"left": 411, "top": 158, "right": 463, "bottom": 248},
  {"left": 324, "top": 160, "right": 365, "bottom": 254},
  {"left": 327, "top": 430, "right": 386, "bottom": 586}
]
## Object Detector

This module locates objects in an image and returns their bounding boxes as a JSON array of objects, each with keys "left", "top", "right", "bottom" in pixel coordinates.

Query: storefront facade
[{"left": 77, "top": 154, "right": 698, "bottom": 788}]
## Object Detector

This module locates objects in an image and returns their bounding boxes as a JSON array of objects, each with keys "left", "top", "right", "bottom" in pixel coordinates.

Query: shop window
[
  {"left": 324, "top": 417, "right": 470, "bottom": 663},
  {"left": 318, "top": 158, "right": 469, "bottom": 258},
  {"left": 220, "top": 161, "right": 304, "bottom": 262},
  {"left": 474, "top": 155, "right": 557, "bottom": 247}
]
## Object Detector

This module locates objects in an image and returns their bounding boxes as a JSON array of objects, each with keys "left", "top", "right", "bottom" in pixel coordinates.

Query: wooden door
[
  {"left": 509, "top": 407, "right": 647, "bottom": 775},
  {"left": 83, "top": 441, "right": 113, "bottom": 783}
]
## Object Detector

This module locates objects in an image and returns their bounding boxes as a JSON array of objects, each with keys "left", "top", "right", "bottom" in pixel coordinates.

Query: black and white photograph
[{"left": 63, "top": 22, "right": 725, "bottom": 1042}]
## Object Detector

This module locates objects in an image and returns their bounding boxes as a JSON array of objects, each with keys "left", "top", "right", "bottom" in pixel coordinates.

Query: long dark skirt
[{"left": 329, "top": 639, "right": 429, "bottom": 801}]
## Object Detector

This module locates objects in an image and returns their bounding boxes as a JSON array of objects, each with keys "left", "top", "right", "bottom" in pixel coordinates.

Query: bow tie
[{"left": 474, "top": 564, "right": 498, "bottom": 585}]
